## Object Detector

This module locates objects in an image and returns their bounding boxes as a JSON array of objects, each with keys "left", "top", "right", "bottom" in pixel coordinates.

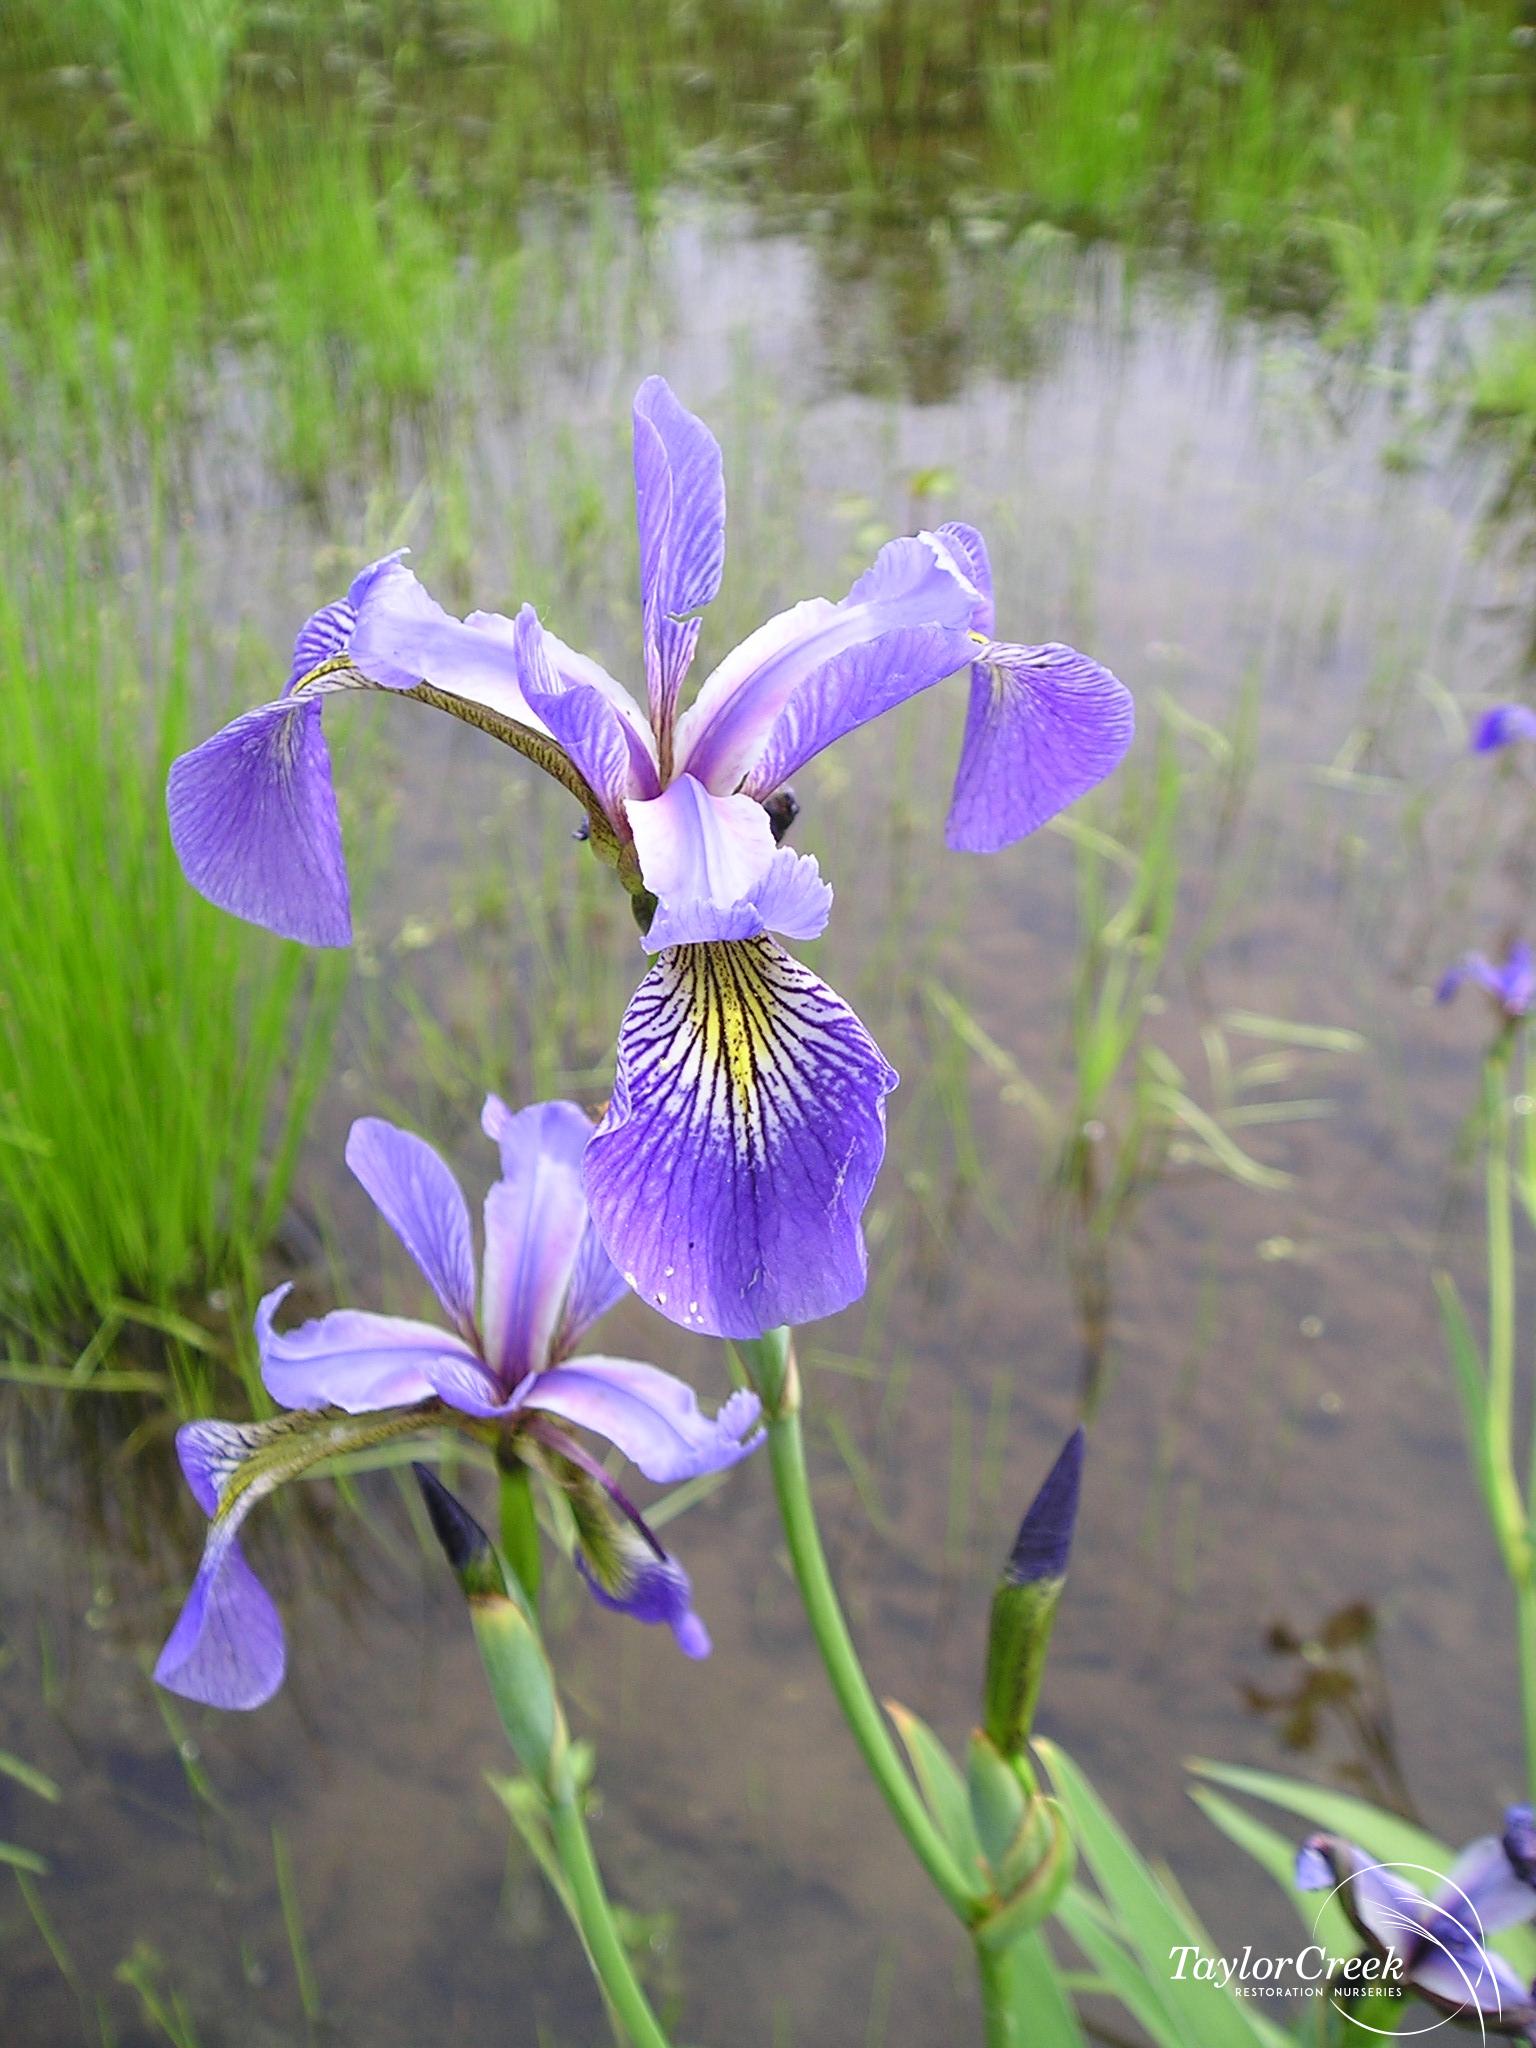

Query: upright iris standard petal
[
  {"left": 632, "top": 375, "right": 726, "bottom": 743},
  {"left": 945, "top": 640, "right": 1135, "bottom": 854},
  {"left": 583, "top": 936, "right": 898, "bottom": 1337},
  {"left": 516, "top": 1355, "right": 763, "bottom": 1482},
  {"left": 1475, "top": 704, "right": 1536, "bottom": 752},
  {"left": 345, "top": 1118, "right": 479, "bottom": 1338},
  {"left": 672, "top": 532, "right": 980, "bottom": 797},
  {"left": 628, "top": 774, "right": 832, "bottom": 951},
  {"left": 478, "top": 1096, "right": 605, "bottom": 1383},
  {"left": 575, "top": 1528, "right": 712, "bottom": 1658},
  {"left": 481, "top": 1094, "right": 626, "bottom": 1356}
]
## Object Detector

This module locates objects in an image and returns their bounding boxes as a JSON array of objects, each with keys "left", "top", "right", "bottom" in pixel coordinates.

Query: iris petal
[
  {"left": 516, "top": 1355, "right": 763, "bottom": 1483},
  {"left": 583, "top": 937, "right": 897, "bottom": 1338},
  {"left": 166, "top": 689, "right": 353, "bottom": 947},
  {"left": 628, "top": 774, "right": 831, "bottom": 951},
  {"left": 633, "top": 375, "right": 726, "bottom": 740},
  {"left": 257, "top": 1284, "right": 476, "bottom": 1413},
  {"left": 345, "top": 1118, "right": 479, "bottom": 1335},
  {"left": 575, "top": 1529, "right": 712, "bottom": 1658},
  {"left": 673, "top": 532, "right": 979, "bottom": 796},
  {"left": 479, "top": 1096, "right": 610, "bottom": 1383},
  {"left": 945, "top": 641, "right": 1134, "bottom": 853}
]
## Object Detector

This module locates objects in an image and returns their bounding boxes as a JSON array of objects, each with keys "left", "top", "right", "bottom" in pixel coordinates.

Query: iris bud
[{"left": 983, "top": 1428, "right": 1084, "bottom": 1759}]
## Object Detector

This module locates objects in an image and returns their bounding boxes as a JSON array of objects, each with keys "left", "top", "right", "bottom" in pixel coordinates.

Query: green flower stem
[
  {"left": 751, "top": 1347, "right": 981, "bottom": 1925},
  {"left": 974, "top": 1937, "right": 1020, "bottom": 2048},
  {"left": 496, "top": 1452, "right": 543, "bottom": 1608},
  {"left": 545, "top": 1782, "right": 673, "bottom": 2048},
  {"left": 1483, "top": 1046, "right": 1536, "bottom": 1797}
]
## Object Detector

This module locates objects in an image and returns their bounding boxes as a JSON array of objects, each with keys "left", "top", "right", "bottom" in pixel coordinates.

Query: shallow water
[{"left": 7, "top": 46, "right": 1536, "bottom": 2048}]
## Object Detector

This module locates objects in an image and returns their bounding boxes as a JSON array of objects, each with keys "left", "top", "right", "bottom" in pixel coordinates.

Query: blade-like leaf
[
  {"left": 886, "top": 1701, "right": 986, "bottom": 1881},
  {"left": 1007, "top": 1930, "right": 1087, "bottom": 2047}
]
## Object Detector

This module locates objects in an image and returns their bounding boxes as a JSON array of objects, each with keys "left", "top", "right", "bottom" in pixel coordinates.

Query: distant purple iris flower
[
  {"left": 1297, "top": 1811, "right": 1536, "bottom": 2039},
  {"left": 1475, "top": 705, "right": 1536, "bottom": 753},
  {"left": 167, "top": 378, "right": 1133, "bottom": 1338},
  {"left": 154, "top": 1098, "right": 763, "bottom": 1710},
  {"left": 1438, "top": 940, "right": 1536, "bottom": 1022}
]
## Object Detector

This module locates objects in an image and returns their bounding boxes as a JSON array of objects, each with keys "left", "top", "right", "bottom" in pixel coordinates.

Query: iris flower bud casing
[{"left": 983, "top": 1427, "right": 1085, "bottom": 1759}]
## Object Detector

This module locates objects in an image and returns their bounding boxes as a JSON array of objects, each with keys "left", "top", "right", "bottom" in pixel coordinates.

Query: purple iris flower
[
  {"left": 1438, "top": 940, "right": 1536, "bottom": 1022},
  {"left": 154, "top": 1098, "right": 763, "bottom": 1710},
  {"left": 166, "top": 377, "right": 1132, "bottom": 1338},
  {"left": 1297, "top": 1813, "right": 1536, "bottom": 2039},
  {"left": 1475, "top": 705, "right": 1536, "bottom": 753}
]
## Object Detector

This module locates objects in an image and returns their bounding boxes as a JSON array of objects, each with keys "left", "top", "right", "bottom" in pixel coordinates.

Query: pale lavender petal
[
  {"left": 628, "top": 775, "right": 831, "bottom": 951},
  {"left": 512, "top": 606, "right": 636, "bottom": 831},
  {"left": 1475, "top": 704, "right": 1536, "bottom": 752},
  {"left": 741, "top": 622, "right": 978, "bottom": 800},
  {"left": 575, "top": 1529, "right": 711, "bottom": 1658},
  {"left": 542, "top": 629, "right": 660, "bottom": 794},
  {"left": 345, "top": 1119, "right": 478, "bottom": 1335},
  {"left": 1297, "top": 1835, "right": 1433, "bottom": 1960},
  {"left": 167, "top": 694, "right": 351, "bottom": 947},
  {"left": 286, "top": 551, "right": 408, "bottom": 691},
  {"left": 478, "top": 1097, "right": 596, "bottom": 1385},
  {"left": 257, "top": 1284, "right": 475, "bottom": 1413},
  {"left": 935, "top": 521, "right": 995, "bottom": 636},
  {"left": 481, "top": 1094, "right": 624, "bottom": 1355},
  {"left": 945, "top": 641, "right": 1134, "bottom": 853},
  {"left": 516, "top": 1355, "right": 763, "bottom": 1483},
  {"left": 583, "top": 938, "right": 898, "bottom": 1338},
  {"left": 348, "top": 563, "right": 546, "bottom": 728},
  {"left": 633, "top": 376, "right": 725, "bottom": 740},
  {"left": 1434, "top": 1825, "right": 1536, "bottom": 1938},
  {"left": 154, "top": 1523, "right": 284, "bottom": 1711},
  {"left": 1412, "top": 1936, "right": 1534, "bottom": 2023},
  {"left": 673, "top": 532, "right": 980, "bottom": 796}
]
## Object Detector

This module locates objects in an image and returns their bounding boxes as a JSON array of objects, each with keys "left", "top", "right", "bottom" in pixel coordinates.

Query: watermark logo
[{"left": 1169, "top": 1854, "right": 1512, "bottom": 2041}]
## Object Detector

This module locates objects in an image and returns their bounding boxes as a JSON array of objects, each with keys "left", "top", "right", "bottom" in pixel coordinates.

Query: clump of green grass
[
  {"left": 65, "top": 0, "right": 244, "bottom": 145},
  {"left": 0, "top": 535, "right": 345, "bottom": 1342}
]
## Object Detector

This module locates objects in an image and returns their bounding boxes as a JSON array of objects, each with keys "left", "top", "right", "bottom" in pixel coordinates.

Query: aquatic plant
[
  {"left": 0, "top": 545, "right": 344, "bottom": 1348},
  {"left": 166, "top": 376, "right": 1132, "bottom": 1340}
]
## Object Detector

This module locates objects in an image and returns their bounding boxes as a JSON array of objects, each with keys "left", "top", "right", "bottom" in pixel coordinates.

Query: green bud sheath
[
  {"left": 982, "top": 1428, "right": 1083, "bottom": 1757},
  {"left": 415, "top": 1466, "right": 569, "bottom": 1795}
]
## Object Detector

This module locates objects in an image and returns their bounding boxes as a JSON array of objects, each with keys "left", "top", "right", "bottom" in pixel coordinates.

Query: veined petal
[
  {"left": 511, "top": 606, "right": 638, "bottom": 831},
  {"left": 1412, "top": 1939, "right": 1534, "bottom": 2025},
  {"left": 542, "top": 628, "right": 661, "bottom": 792},
  {"left": 516, "top": 1355, "right": 763, "bottom": 1483},
  {"left": 673, "top": 532, "right": 980, "bottom": 795},
  {"left": 257, "top": 1284, "right": 479, "bottom": 1413},
  {"left": 167, "top": 684, "right": 357, "bottom": 947},
  {"left": 478, "top": 1096, "right": 611, "bottom": 1385},
  {"left": 348, "top": 562, "right": 548, "bottom": 729},
  {"left": 583, "top": 937, "right": 898, "bottom": 1338},
  {"left": 945, "top": 640, "right": 1134, "bottom": 853},
  {"left": 935, "top": 521, "right": 995, "bottom": 637},
  {"left": 741, "top": 621, "right": 979, "bottom": 801},
  {"left": 575, "top": 1528, "right": 711, "bottom": 1658},
  {"left": 481, "top": 1094, "right": 625, "bottom": 1356},
  {"left": 628, "top": 775, "right": 831, "bottom": 951},
  {"left": 346, "top": 1118, "right": 479, "bottom": 1335},
  {"left": 156, "top": 1406, "right": 435, "bottom": 1709},
  {"left": 286, "top": 551, "right": 408, "bottom": 691},
  {"left": 633, "top": 375, "right": 725, "bottom": 741}
]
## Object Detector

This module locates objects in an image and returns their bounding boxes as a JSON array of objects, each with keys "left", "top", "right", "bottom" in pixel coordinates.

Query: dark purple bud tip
[
  {"left": 1005, "top": 1427, "right": 1085, "bottom": 1585},
  {"left": 414, "top": 1464, "right": 496, "bottom": 1588},
  {"left": 764, "top": 787, "right": 800, "bottom": 846},
  {"left": 1506, "top": 1806, "right": 1536, "bottom": 1885}
]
